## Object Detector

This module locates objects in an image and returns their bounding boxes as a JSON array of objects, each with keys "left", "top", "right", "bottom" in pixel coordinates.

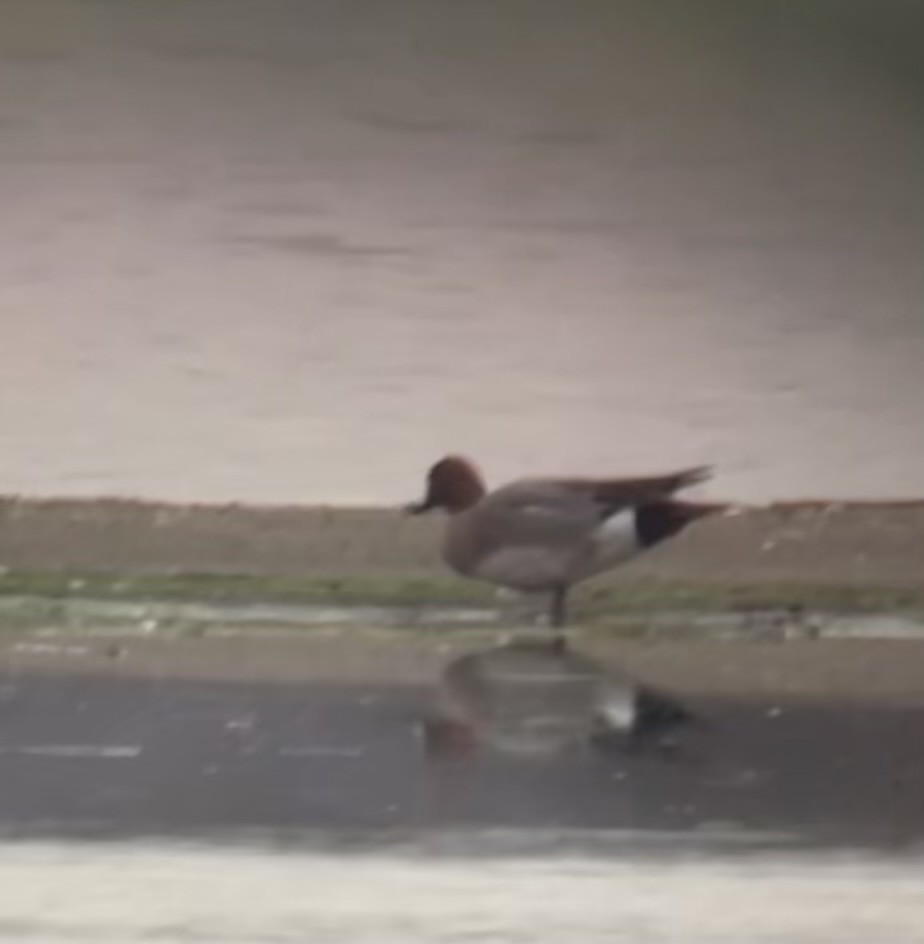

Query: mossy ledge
[{"left": 0, "top": 569, "right": 920, "bottom": 616}]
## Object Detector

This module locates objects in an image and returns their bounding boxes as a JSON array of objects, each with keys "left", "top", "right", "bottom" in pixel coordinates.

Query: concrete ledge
[
  {"left": 3, "top": 628, "right": 924, "bottom": 703},
  {"left": 1, "top": 496, "right": 923, "bottom": 588}
]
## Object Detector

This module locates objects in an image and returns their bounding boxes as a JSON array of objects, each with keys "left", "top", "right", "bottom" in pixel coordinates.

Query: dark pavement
[{"left": 0, "top": 662, "right": 921, "bottom": 849}]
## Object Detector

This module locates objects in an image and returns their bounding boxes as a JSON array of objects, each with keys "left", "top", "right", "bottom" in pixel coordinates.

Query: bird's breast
[{"left": 466, "top": 545, "right": 578, "bottom": 591}]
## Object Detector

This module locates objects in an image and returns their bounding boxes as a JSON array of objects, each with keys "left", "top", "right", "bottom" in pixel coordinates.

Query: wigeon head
[{"left": 406, "top": 455, "right": 487, "bottom": 515}]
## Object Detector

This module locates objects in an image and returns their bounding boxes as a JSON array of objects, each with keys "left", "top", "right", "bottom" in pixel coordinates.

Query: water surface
[{"left": 1, "top": 0, "right": 922, "bottom": 503}]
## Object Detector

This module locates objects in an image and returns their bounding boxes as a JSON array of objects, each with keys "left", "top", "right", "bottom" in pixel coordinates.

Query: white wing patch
[{"left": 590, "top": 509, "right": 640, "bottom": 567}]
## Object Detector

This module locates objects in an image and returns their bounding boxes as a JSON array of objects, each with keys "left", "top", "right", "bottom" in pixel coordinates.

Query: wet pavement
[
  {"left": 1, "top": 629, "right": 923, "bottom": 942},
  {"left": 0, "top": 636, "right": 921, "bottom": 849}
]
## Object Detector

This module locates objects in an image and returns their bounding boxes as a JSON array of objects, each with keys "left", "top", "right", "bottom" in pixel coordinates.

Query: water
[
  {"left": 1, "top": 0, "right": 923, "bottom": 504},
  {"left": 1, "top": 632, "right": 923, "bottom": 940}
]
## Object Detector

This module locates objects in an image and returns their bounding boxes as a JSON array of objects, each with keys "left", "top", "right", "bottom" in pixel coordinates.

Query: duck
[{"left": 407, "top": 455, "right": 727, "bottom": 633}]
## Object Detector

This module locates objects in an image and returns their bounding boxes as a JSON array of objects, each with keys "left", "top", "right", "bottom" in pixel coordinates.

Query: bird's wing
[
  {"left": 477, "top": 479, "right": 612, "bottom": 547},
  {"left": 470, "top": 467, "right": 711, "bottom": 549}
]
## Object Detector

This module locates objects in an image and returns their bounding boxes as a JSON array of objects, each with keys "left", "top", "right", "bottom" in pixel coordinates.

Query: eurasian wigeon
[{"left": 407, "top": 455, "right": 727, "bottom": 632}]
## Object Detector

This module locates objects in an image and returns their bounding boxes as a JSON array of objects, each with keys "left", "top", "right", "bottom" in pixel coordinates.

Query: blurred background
[{"left": 1, "top": 0, "right": 922, "bottom": 504}]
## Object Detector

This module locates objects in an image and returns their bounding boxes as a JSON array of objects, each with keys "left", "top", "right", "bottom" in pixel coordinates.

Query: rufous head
[{"left": 405, "top": 455, "right": 487, "bottom": 514}]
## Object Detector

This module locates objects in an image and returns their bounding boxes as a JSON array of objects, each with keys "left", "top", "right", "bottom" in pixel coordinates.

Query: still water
[{"left": 1, "top": 0, "right": 922, "bottom": 504}]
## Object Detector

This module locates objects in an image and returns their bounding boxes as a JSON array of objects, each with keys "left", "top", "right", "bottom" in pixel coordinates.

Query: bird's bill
[{"left": 404, "top": 496, "right": 433, "bottom": 515}]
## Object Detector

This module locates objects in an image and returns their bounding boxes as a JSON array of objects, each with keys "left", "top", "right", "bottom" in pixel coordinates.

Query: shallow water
[
  {"left": 1, "top": 0, "right": 923, "bottom": 504},
  {"left": 1, "top": 640, "right": 922, "bottom": 941}
]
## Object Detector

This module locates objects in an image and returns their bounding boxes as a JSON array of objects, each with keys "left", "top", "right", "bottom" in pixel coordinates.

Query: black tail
[
  {"left": 635, "top": 499, "right": 728, "bottom": 549},
  {"left": 671, "top": 465, "right": 713, "bottom": 490},
  {"left": 590, "top": 465, "right": 713, "bottom": 507}
]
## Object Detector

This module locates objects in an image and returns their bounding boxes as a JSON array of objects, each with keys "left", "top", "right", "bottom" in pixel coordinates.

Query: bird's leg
[{"left": 549, "top": 586, "right": 569, "bottom": 648}]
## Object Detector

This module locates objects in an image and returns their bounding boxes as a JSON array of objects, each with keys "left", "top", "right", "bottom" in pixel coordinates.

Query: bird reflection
[{"left": 422, "top": 639, "right": 695, "bottom": 761}]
